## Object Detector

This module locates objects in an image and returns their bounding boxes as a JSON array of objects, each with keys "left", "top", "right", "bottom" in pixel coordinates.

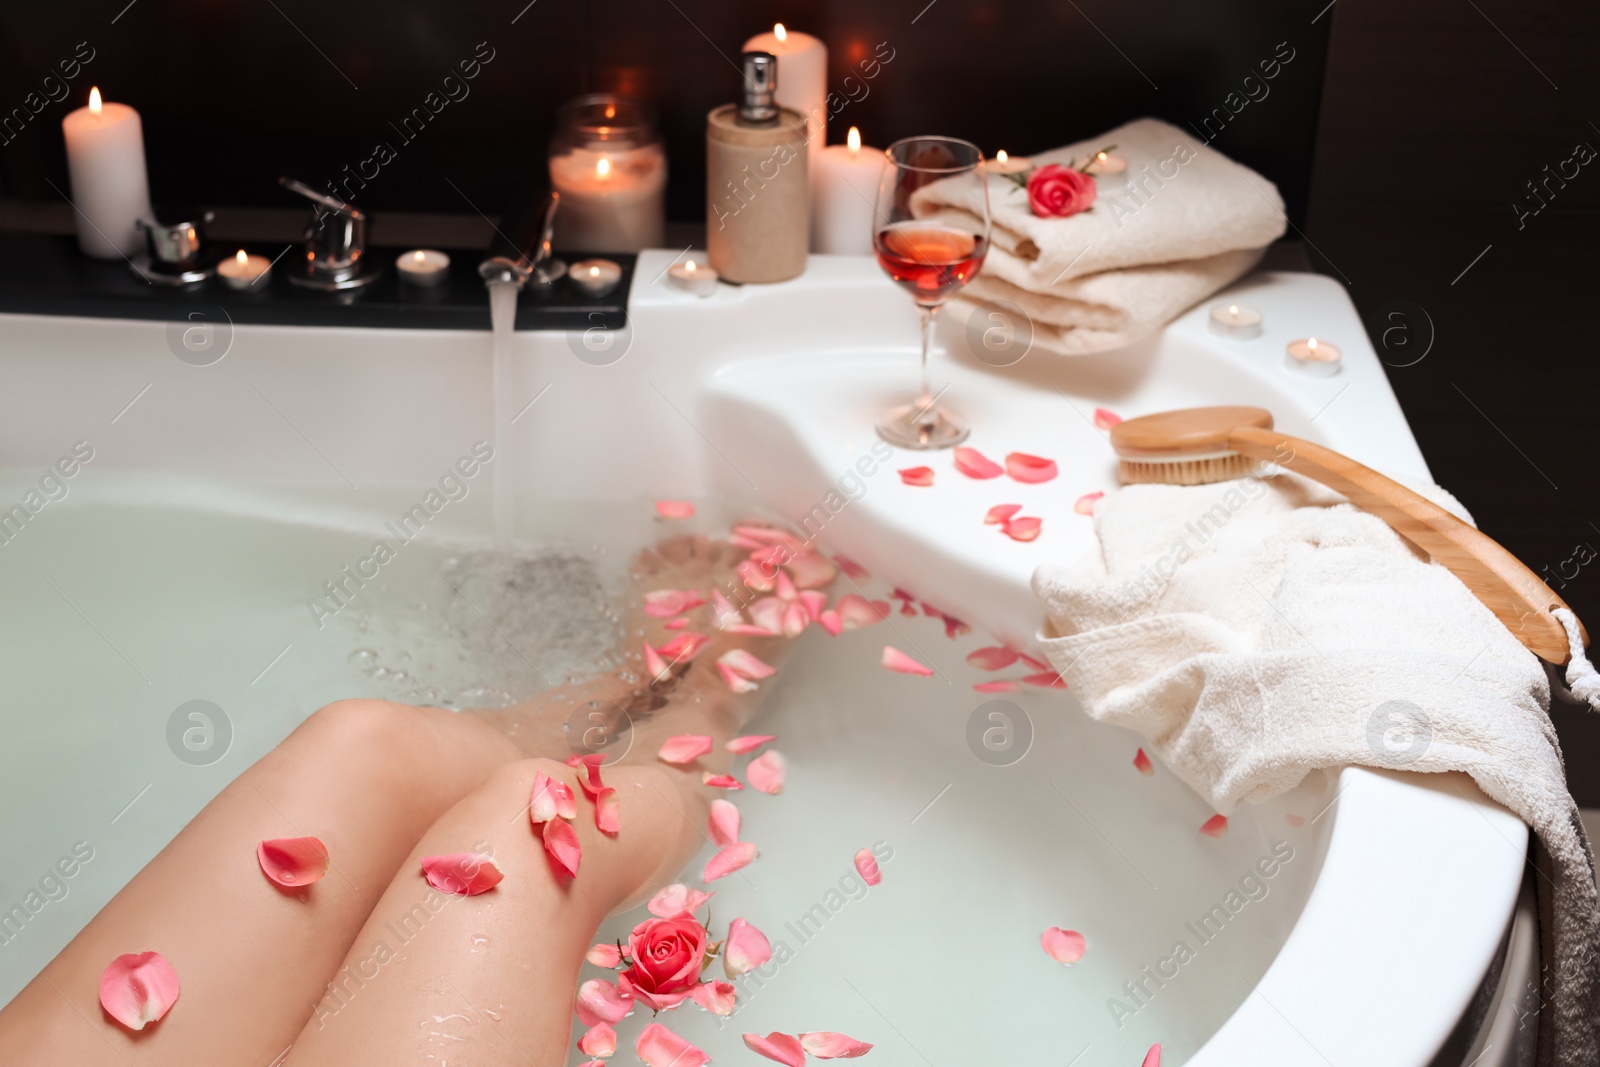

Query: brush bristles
[{"left": 1119, "top": 453, "right": 1257, "bottom": 486}]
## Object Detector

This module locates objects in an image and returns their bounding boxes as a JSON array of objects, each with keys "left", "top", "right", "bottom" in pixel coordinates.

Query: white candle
[
  {"left": 396, "top": 248, "right": 450, "bottom": 287},
  {"left": 743, "top": 23, "right": 827, "bottom": 166},
  {"left": 666, "top": 259, "right": 718, "bottom": 297},
  {"left": 549, "top": 144, "right": 666, "bottom": 253},
  {"left": 61, "top": 87, "right": 153, "bottom": 260},
  {"left": 217, "top": 249, "right": 271, "bottom": 290},
  {"left": 982, "top": 149, "right": 1032, "bottom": 175},
  {"left": 569, "top": 258, "right": 622, "bottom": 297},
  {"left": 1285, "top": 337, "right": 1342, "bottom": 377},
  {"left": 1208, "top": 303, "right": 1263, "bottom": 340},
  {"left": 1086, "top": 150, "right": 1128, "bottom": 175},
  {"left": 811, "top": 127, "right": 884, "bottom": 254}
]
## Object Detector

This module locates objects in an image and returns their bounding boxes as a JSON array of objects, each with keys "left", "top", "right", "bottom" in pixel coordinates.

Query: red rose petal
[
  {"left": 1005, "top": 451, "right": 1058, "bottom": 483},
  {"left": 1134, "top": 748, "right": 1155, "bottom": 776},
  {"left": 967, "top": 646, "right": 1021, "bottom": 671},
  {"left": 257, "top": 836, "right": 329, "bottom": 889},
  {"left": 1093, "top": 407, "right": 1123, "bottom": 431},
  {"left": 1003, "top": 516, "right": 1043, "bottom": 541},
  {"left": 953, "top": 447, "right": 1004, "bottom": 479},
  {"left": 1022, "top": 670, "right": 1067, "bottom": 688},
  {"left": 881, "top": 645, "right": 934, "bottom": 676},
  {"left": 543, "top": 816, "right": 582, "bottom": 877},
  {"left": 985, "top": 503, "right": 1023, "bottom": 525},
  {"left": 595, "top": 788, "right": 620, "bottom": 834},
  {"left": 1199, "top": 814, "right": 1229, "bottom": 839},
  {"left": 702, "top": 772, "right": 744, "bottom": 790},
  {"left": 898, "top": 466, "right": 935, "bottom": 487},
  {"left": 98, "top": 951, "right": 179, "bottom": 1031},
  {"left": 421, "top": 852, "right": 503, "bottom": 896},
  {"left": 1143, "top": 1043, "right": 1163, "bottom": 1067},
  {"left": 973, "top": 679, "right": 1022, "bottom": 693}
]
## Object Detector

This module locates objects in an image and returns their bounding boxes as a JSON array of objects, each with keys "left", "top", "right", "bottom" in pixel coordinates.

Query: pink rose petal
[
  {"left": 579, "top": 1061, "right": 607, "bottom": 1067},
  {"left": 1016, "top": 651, "right": 1051, "bottom": 671},
  {"left": 942, "top": 612, "right": 970, "bottom": 639},
  {"left": 1003, "top": 516, "right": 1043, "bottom": 541},
  {"left": 774, "top": 569, "right": 798, "bottom": 602},
  {"left": 578, "top": 1022, "right": 617, "bottom": 1058},
  {"left": 746, "top": 750, "right": 787, "bottom": 795},
  {"left": 1093, "top": 407, "right": 1123, "bottom": 431},
  {"left": 973, "top": 679, "right": 1022, "bottom": 693},
  {"left": 853, "top": 847, "right": 882, "bottom": 886},
  {"left": 257, "top": 836, "right": 329, "bottom": 888},
  {"left": 98, "top": 951, "right": 179, "bottom": 1031},
  {"left": 1005, "top": 451, "right": 1058, "bottom": 483},
  {"left": 723, "top": 917, "right": 773, "bottom": 977},
  {"left": 421, "top": 852, "right": 503, "bottom": 896},
  {"left": 1022, "top": 670, "right": 1067, "bottom": 688},
  {"left": 735, "top": 524, "right": 805, "bottom": 551},
  {"left": 595, "top": 787, "right": 620, "bottom": 834},
  {"left": 1041, "top": 926, "right": 1086, "bottom": 964},
  {"left": 663, "top": 616, "right": 689, "bottom": 630},
  {"left": 658, "top": 631, "right": 712, "bottom": 663},
  {"left": 704, "top": 840, "right": 759, "bottom": 881},
  {"left": 966, "top": 646, "right": 1020, "bottom": 671},
  {"left": 800, "top": 1032, "right": 875, "bottom": 1059},
  {"left": 576, "top": 978, "right": 633, "bottom": 1026},
  {"left": 726, "top": 734, "right": 776, "bottom": 755},
  {"left": 782, "top": 599, "right": 810, "bottom": 637},
  {"left": 643, "top": 639, "right": 671, "bottom": 683},
  {"left": 542, "top": 816, "right": 582, "bottom": 877},
  {"left": 655, "top": 499, "right": 695, "bottom": 519},
  {"left": 737, "top": 559, "right": 775, "bottom": 593},
  {"left": 836, "top": 594, "right": 890, "bottom": 629},
  {"left": 570, "top": 753, "right": 606, "bottom": 798},
  {"left": 638, "top": 1023, "right": 709, "bottom": 1067},
  {"left": 1134, "top": 748, "right": 1154, "bottom": 776},
  {"left": 799, "top": 589, "right": 828, "bottom": 623},
  {"left": 833, "top": 554, "right": 869, "bottom": 580},
  {"left": 890, "top": 588, "right": 918, "bottom": 615},
  {"left": 647, "top": 883, "right": 714, "bottom": 919},
  {"left": 818, "top": 609, "right": 843, "bottom": 635},
  {"left": 644, "top": 589, "right": 707, "bottom": 618},
  {"left": 953, "top": 447, "right": 1003, "bottom": 479},
  {"left": 720, "top": 648, "right": 777, "bottom": 680},
  {"left": 1074, "top": 491, "right": 1104, "bottom": 516},
  {"left": 1143, "top": 1044, "right": 1162, "bottom": 1067},
  {"left": 745, "top": 1031, "right": 807, "bottom": 1067},
  {"left": 702, "top": 772, "right": 745, "bottom": 790},
  {"left": 985, "top": 503, "right": 1022, "bottom": 525},
  {"left": 531, "top": 771, "right": 578, "bottom": 823},
  {"left": 787, "top": 551, "right": 839, "bottom": 589},
  {"left": 586, "top": 943, "right": 623, "bottom": 968},
  {"left": 899, "top": 466, "right": 935, "bottom": 486},
  {"left": 1199, "top": 814, "right": 1229, "bottom": 838},
  {"left": 709, "top": 798, "right": 741, "bottom": 847},
  {"left": 718, "top": 662, "right": 760, "bottom": 695},
  {"left": 711, "top": 589, "right": 742, "bottom": 628},
  {"left": 881, "top": 645, "right": 934, "bottom": 677},
  {"left": 748, "top": 596, "right": 787, "bottom": 635},
  {"left": 691, "top": 979, "right": 737, "bottom": 1015},
  {"left": 658, "top": 734, "right": 714, "bottom": 764}
]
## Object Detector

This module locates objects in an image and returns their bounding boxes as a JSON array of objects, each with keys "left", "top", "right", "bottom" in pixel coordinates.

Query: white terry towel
[
  {"left": 1032, "top": 472, "right": 1600, "bottom": 1066},
  {"left": 915, "top": 118, "right": 1287, "bottom": 355}
]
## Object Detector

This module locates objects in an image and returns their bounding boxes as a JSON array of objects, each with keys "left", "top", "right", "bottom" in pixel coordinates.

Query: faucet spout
[{"left": 479, "top": 189, "right": 564, "bottom": 289}]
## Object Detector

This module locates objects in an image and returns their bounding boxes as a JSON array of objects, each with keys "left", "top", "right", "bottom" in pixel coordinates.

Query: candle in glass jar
[
  {"left": 743, "top": 23, "right": 827, "bottom": 165},
  {"left": 61, "top": 87, "right": 153, "bottom": 259},
  {"left": 811, "top": 127, "right": 884, "bottom": 254},
  {"left": 548, "top": 95, "right": 667, "bottom": 253}
]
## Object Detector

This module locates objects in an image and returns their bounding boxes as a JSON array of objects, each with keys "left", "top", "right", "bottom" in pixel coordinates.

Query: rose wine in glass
[{"left": 872, "top": 136, "right": 991, "bottom": 449}]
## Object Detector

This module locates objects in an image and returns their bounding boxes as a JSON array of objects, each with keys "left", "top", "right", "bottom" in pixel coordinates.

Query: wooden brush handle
[{"left": 1228, "top": 425, "right": 1584, "bottom": 665}]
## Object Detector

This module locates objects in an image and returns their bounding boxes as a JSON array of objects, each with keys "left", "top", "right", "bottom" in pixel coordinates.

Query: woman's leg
[{"left": 0, "top": 699, "right": 520, "bottom": 1067}]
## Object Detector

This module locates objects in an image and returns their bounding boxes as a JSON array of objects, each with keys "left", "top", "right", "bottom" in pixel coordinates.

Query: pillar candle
[
  {"left": 743, "top": 24, "right": 827, "bottom": 167},
  {"left": 811, "top": 127, "right": 884, "bottom": 254},
  {"left": 548, "top": 144, "right": 666, "bottom": 253},
  {"left": 61, "top": 87, "right": 153, "bottom": 260}
]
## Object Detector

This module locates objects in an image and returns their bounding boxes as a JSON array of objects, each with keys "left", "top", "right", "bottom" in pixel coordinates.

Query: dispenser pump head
[{"left": 738, "top": 51, "right": 780, "bottom": 125}]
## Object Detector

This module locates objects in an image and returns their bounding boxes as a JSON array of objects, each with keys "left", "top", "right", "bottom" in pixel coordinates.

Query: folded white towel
[
  {"left": 1033, "top": 472, "right": 1600, "bottom": 1066},
  {"left": 915, "top": 117, "right": 1287, "bottom": 355}
]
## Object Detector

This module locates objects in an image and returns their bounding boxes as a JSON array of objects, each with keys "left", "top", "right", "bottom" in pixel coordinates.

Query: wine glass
[{"left": 872, "top": 136, "right": 991, "bottom": 450}]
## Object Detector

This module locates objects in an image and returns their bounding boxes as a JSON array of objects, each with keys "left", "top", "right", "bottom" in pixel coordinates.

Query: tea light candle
[
  {"left": 396, "top": 248, "right": 450, "bottom": 287},
  {"left": 744, "top": 23, "right": 827, "bottom": 164},
  {"left": 982, "top": 149, "right": 1032, "bottom": 175},
  {"left": 1086, "top": 150, "right": 1128, "bottom": 175},
  {"left": 666, "top": 258, "right": 718, "bottom": 297},
  {"left": 570, "top": 258, "right": 622, "bottom": 297},
  {"left": 61, "top": 87, "right": 153, "bottom": 259},
  {"left": 1286, "top": 337, "right": 1342, "bottom": 377},
  {"left": 1209, "top": 303, "right": 1263, "bottom": 340},
  {"left": 217, "top": 249, "right": 271, "bottom": 290},
  {"left": 811, "top": 127, "right": 884, "bottom": 254},
  {"left": 549, "top": 145, "right": 667, "bottom": 253}
]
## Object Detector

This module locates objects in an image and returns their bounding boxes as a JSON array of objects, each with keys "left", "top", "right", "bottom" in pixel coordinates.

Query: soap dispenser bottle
[{"left": 706, "top": 51, "right": 809, "bottom": 283}]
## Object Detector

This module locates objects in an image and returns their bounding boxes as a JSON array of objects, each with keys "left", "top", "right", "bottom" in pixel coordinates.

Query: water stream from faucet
[{"left": 487, "top": 279, "right": 519, "bottom": 553}]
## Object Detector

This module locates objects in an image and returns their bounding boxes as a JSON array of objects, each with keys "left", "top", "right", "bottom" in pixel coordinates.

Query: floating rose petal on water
[
  {"left": 782, "top": 599, "right": 810, "bottom": 637},
  {"left": 735, "top": 524, "right": 805, "bottom": 551},
  {"left": 1134, "top": 748, "right": 1155, "bottom": 776},
  {"left": 747, "top": 596, "right": 787, "bottom": 635},
  {"left": 655, "top": 499, "right": 696, "bottom": 519},
  {"left": 643, "top": 640, "right": 671, "bottom": 683},
  {"left": 691, "top": 979, "right": 737, "bottom": 1015},
  {"left": 531, "top": 771, "right": 577, "bottom": 823},
  {"left": 711, "top": 589, "right": 742, "bottom": 629},
  {"left": 1093, "top": 407, "right": 1123, "bottom": 431},
  {"left": 799, "top": 590, "right": 828, "bottom": 623},
  {"left": 1005, "top": 451, "right": 1058, "bottom": 483},
  {"left": 704, "top": 840, "right": 759, "bottom": 882},
  {"left": 716, "top": 660, "right": 762, "bottom": 692},
  {"left": 709, "top": 798, "right": 741, "bottom": 847},
  {"left": 746, "top": 750, "right": 787, "bottom": 794},
  {"left": 720, "top": 648, "right": 777, "bottom": 680},
  {"left": 881, "top": 646, "right": 934, "bottom": 676},
  {"left": 543, "top": 817, "right": 582, "bottom": 877},
  {"left": 578, "top": 1022, "right": 617, "bottom": 1057},
  {"left": 257, "top": 836, "right": 329, "bottom": 888},
  {"left": 818, "top": 609, "right": 843, "bottom": 635},
  {"left": 663, "top": 616, "right": 689, "bottom": 630},
  {"left": 702, "top": 773, "right": 744, "bottom": 790},
  {"left": 1142, "top": 1043, "right": 1162, "bottom": 1067},
  {"left": 953, "top": 447, "right": 1004, "bottom": 479},
  {"left": 638, "top": 1024, "right": 709, "bottom": 1067},
  {"left": 967, "top": 646, "right": 1020, "bottom": 671},
  {"left": 1285, "top": 813, "right": 1306, "bottom": 828},
  {"left": 899, "top": 466, "right": 935, "bottom": 486},
  {"left": 658, "top": 631, "right": 712, "bottom": 663},
  {"left": 421, "top": 852, "right": 503, "bottom": 896},
  {"left": 1022, "top": 670, "right": 1067, "bottom": 688},
  {"left": 644, "top": 589, "right": 707, "bottom": 618},
  {"left": 1041, "top": 926, "right": 1086, "bottom": 964},
  {"left": 1199, "top": 814, "right": 1229, "bottom": 839},
  {"left": 595, "top": 788, "right": 620, "bottom": 833},
  {"left": 737, "top": 559, "right": 775, "bottom": 593},
  {"left": 890, "top": 588, "right": 918, "bottom": 615},
  {"left": 576, "top": 978, "right": 633, "bottom": 1026},
  {"left": 800, "top": 1032, "right": 875, "bottom": 1059},
  {"left": 586, "top": 943, "right": 623, "bottom": 968},
  {"left": 657, "top": 734, "right": 714, "bottom": 765},
  {"left": 99, "top": 951, "right": 179, "bottom": 1031},
  {"left": 774, "top": 570, "right": 798, "bottom": 602},
  {"left": 985, "top": 503, "right": 1022, "bottom": 525},
  {"left": 648, "top": 883, "right": 714, "bottom": 919},
  {"left": 1003, "top": 516, "right": 1043, "bottom": 542},
  {"left": 726, "top": 734, "right": 776, "bottom": 755},
  {"left": 833, "top": 553, "right": 869, "bottom": 580},
  {"left": 853, "top": 848, "right": 881, "bottom": 886},
  {"left": 973, "top": 679, "right": 1023, "bottom": 693},
  {"left": 744, "top": 1032, "right": 807, "bottom": 1067},
  {"left": 1074, "top": 491, "right": 1105, "bottom": 516},
  {"left": 836, "top": 594, "right": 890, "bottom": 629},
  {"left": 723, "top": 917, "right": 773, "bottom": 978},
  {"left": 942, "top": 612, "right": 970, "bottom": 639},
  {"left": 787, "top": 551, "right": 839, "bottom": 589}
]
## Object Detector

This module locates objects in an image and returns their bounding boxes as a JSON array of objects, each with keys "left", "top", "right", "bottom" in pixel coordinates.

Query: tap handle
[{"left": 279, "top": 176, "right": 364, "bottom": 219}]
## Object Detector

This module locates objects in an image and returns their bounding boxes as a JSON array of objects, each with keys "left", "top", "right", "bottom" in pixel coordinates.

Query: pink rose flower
[
  {"left": 618, "top": 916, "right": 708, "bottom": 1011},
  {"left": 1026, "top": 164, "right": 1097, "bottom": 218}
]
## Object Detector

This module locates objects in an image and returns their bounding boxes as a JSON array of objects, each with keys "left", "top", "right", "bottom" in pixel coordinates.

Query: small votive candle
[
  {"left": 1286, "top": 337, "right": 1342, "bottom": 377},
  {"left": 217, "top": 249, "right": 271, "bottom": 290},
  {"left": 570, "top": 258, "right": 622, "bottom": 297},
  {"left": 397, "top": 248, "right": 450, "bottom": 287},
  {"left": 1086, "top": 150, "right": 1128, "bottom": 175},
  {"left": 983, "top": 149, "right": 1032, "bottom": 175},
  {"left": 666, "top": 259, "right": 718, "bottom": 297},
  {"left": 1209, "top": 303, "right": 1263, "bottom": 340}
]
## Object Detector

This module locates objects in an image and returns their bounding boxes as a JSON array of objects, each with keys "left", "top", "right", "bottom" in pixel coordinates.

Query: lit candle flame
[
  {"left": 236, "top": 250, "right": 249, "bottom": 266},
  {"left": 847, "top": 126, "right": 861, "bottom": 153},
  {"left": 413, "top": 250, "right": 426, "bottom": 263},
  {"left": 996, "top": 149, "right": 1008, "bottom": 164},
  {"left": 1228, "top": 304, "right": 1239, "bottom": 316},
  {"left": 604, "top": 103, "right": 616, "bottom": 120},
  {"left": 1307, "top": 337, "right": 1318, "bottom": 351},
  {"left": 596, "top": 157, "right": 611, "bottom": 180},
  {"left": 589, "top": 265, "right": 600, "bottom": 277},
  {"left": 774, "top": 22, "right": 787, "bottom": 41},
  {"left": 1097, "top": 151, "right": 1108, "bottom": 163},
  {"left": 685, "top": 261, "right": 696, "bottom": 273},
  {"left": 89, "top": 87, "right": 102, "bottom": 116}
]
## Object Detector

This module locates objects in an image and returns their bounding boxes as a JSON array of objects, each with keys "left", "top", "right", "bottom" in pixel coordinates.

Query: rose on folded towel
[{"left": 1026, "top": 164, "right": 1097, "bottom": 218}]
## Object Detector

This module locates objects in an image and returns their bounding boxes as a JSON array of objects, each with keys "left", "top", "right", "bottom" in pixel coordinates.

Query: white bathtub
[{"left": 0, "top": 255, "right": 1528, "bottom": 1064}]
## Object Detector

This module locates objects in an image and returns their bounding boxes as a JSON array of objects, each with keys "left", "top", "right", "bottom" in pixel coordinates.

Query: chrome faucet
[
  {"left": 279, "top": 177, "right": 381, "bottom": 291},
  {"left": 479, "top": 189, "right": 566, "bottom": 289}
]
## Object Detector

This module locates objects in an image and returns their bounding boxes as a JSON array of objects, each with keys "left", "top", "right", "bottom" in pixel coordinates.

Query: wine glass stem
[{"left": 916, "top": 304, "right": 939, "bottom": 425}]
